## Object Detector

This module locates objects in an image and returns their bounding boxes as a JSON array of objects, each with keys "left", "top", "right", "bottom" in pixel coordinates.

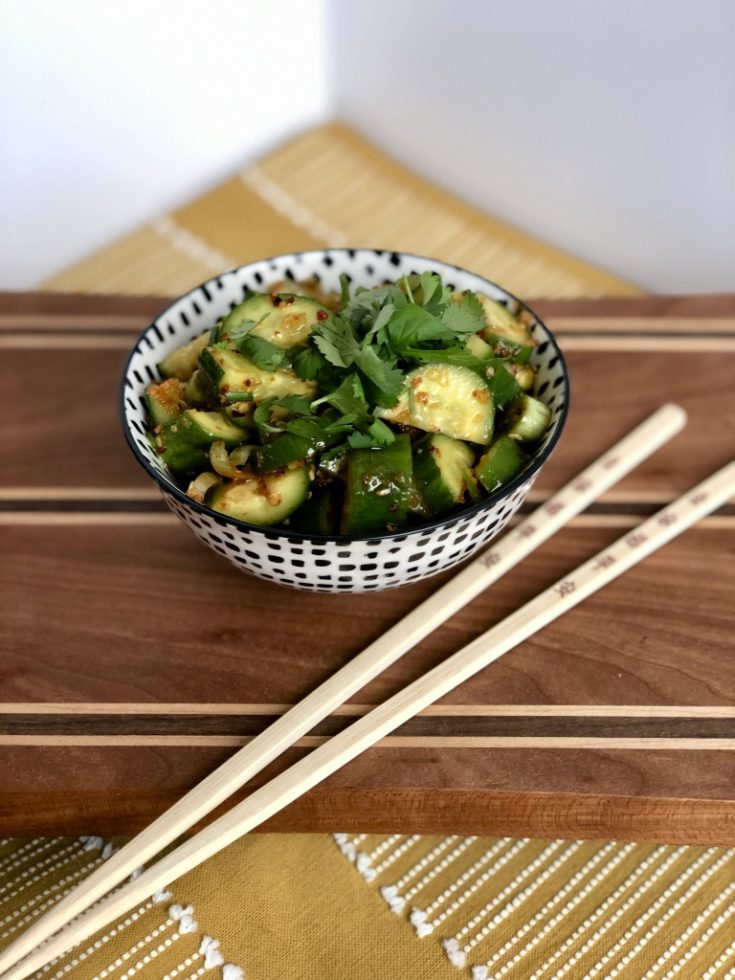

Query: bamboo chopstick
[
  {"left": 0, "top": 404, "right": 686, "bottom": 976},
  {"left": 7, "top": 458, "right": 732, "bottom": 980}
]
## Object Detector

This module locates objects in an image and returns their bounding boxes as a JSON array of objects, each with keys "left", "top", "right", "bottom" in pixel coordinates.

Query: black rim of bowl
[{"left": 119, "top": 248, "right": 570, "bottom": 544}]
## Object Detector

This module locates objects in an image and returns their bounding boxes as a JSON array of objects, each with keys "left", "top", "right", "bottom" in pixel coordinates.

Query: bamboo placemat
[{"left": 3, "top": 123, "right": 731, "bottom": 979}]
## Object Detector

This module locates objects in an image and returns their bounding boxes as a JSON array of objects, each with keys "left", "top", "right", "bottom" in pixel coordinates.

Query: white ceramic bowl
[{"left": 121, "top": 249, "right": 569, "bottom": 592}]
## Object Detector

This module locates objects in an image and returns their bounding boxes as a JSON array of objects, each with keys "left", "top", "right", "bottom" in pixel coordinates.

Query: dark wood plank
[
  {"left": 1, "top": 291, "right": 734, "bottom": 840},
  {"left": 1, "top": 524, "right": 733, "bottom": 708}
]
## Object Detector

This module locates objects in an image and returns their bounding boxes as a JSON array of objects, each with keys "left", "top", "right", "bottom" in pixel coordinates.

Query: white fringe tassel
[{"left": 443, "top": 938, "right": 467, "bottom": 968}]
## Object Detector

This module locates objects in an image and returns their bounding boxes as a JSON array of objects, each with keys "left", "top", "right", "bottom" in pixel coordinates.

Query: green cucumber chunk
[
  {"left": 184, "top": 369, "right": 209, "bottom": 406},
  {"left": 224, "top": 403, "right": 256, "bottom": 431},
  {"left": 478, "top": 295, "right": 534, "bottom": 345},
  {"left": 379, "top": 364, "right": 495, "bottom": 445},
  {"left": 483, "top": 361, "right": 522, "bottom": 410},
  {"left": 219, "top": 293, "right": 331, "bottom": 349},
  {"left": 475, "top": 436, "right": 529, "bottom": 493},
  {"left": 465, "top": 333, "right": 492, "bottom": 358},
  {"left": 145, "top": 378, "right": 185, "bottom": 425},
  {"left": 508, "top": 363, "right": 536, "bottom": 391},
  {"left": 178, "top": 410, "right": 245, "bottom": 448},
  {"left": 413, "top": 434, "right": 475, "bottom": 516},
  {"left": 158, "top": 331, "right": 210, "bottom": 381},
  {"left": 153, "top": 421, "right": 209, "bottom": 473},
  {"left": 340, "top": 435, "right": 413, "bottom": 535},
  {"left": 506, "top": 395, "right": 552, "bottom": 443},
  {"left": 200, "top": 347, "right": 316, "bottom": 404},
  {"left": 206, "top": 466, "right": 309, "bottom": 526},
  {"left": 289, "top": 482, "right": 343, "bottom": 535}
]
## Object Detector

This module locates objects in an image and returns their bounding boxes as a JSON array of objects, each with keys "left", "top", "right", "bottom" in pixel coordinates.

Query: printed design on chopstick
[
  {"left": 333, "top": 834, "right": 735, "bottom": 978},
  {"left": 0, "top": 837, "right": 243, "bottom": 980}
]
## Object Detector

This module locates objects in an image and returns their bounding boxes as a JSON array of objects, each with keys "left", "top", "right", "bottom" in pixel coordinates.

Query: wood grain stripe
[
  {"left": 2, "top": 704, "right": 732, "bottom": 717},
  {"left": 2, "top": 735, "right": 731, "bottom": 750},
  {"left": 547, "top": 316, "right": 735, "bottom": 334},
  {"left": 0, "top": 487, "right": 688, "bottom": 504},
  {"left": 2, "top": 714, "right": 732, "bottom": 739}
]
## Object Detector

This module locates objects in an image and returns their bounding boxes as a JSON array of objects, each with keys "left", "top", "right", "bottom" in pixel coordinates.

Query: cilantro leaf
[
  {"left": 354, "top": 345, "right": 405, "bottom": 406},
  {"left": 367, "top": 418, "right": 395, "bottom": 445},
  {"left": 239, "top": 335, "right": 289, "bottom": 372},
  {"left": 276, "top": 394, "right": 314, "bottom": 416},
  {"left": 291, "top": 346, "right": 329, "bottom": 381},
  {"left": 312, "top": 373, "right": 369, "bottom": 421},
  {"left": 440, "top": 292, "right": 486, "bottom": 335},
  {"left": 417, "top": 271, "right": 450, "bottom": 313},
  {"left": 346, "top": 418, "right": 396, "bottom": 449},
  {"left": 343, "top": 283, "right": 406, "bottom": 334},
  {"left": 347, "top": 431, "right": 378, "bottom": 449},
  {"left": 385, "top": 305, "right": 453, "bottom": 355},
  {"left": 312, "top": 315, "right": 360, "bottom": 368}
]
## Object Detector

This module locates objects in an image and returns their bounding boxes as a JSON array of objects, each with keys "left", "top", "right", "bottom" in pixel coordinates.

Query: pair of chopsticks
[{"left": 3, "top": 404, "right": 734, "bottom": 980}]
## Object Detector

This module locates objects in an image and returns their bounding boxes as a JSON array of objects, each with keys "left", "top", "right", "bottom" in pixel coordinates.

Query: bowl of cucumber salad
[{"left": 121, "top": 249, "right": 568, "bottom": 591}]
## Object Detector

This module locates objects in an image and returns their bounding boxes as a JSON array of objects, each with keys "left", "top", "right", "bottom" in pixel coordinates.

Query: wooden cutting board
[{"left": 1, "top": 292, "right": 733, "bottom": 844}]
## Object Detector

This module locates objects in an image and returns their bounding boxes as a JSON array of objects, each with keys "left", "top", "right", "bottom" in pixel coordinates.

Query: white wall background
[
  {"left": 1, "top": 0, "right": 733, "bottom": 291},
  {"left": 0, "top": 0, "right": 331, "bottom": 288},
  {"left": 330, "top": 0, "right": 735, "bottom": 293}
]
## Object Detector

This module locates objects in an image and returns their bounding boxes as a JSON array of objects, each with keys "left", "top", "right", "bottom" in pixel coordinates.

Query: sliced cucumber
[
  {"left": 475, "top": 436, "right": 528, "bottom": 493},
  {"left": 413, "top": 434, "right": 475, "bottom": 516},
  {"left": 184, "top": 369, "right": 209, "bottom": 406},
  {"left": 477, "top": 295, "right": 536, "bottom": 363},
  {"left": 507, "top": 363, "right": 536, "bottom": 391},
  {"left": 379, "top": 364, "right": 495, "bottom": 445},
  {"left": 158, "top": 331, "right": 210, "bottom": 381},
  {"left": 340, "top": 435, "right": 413, "bottom": 535},
  {"left": 219, "top": 293, "right": 331, "bottom": 349},
  {"left": 206, "top": 466, "right": 309, "bottom": 526},
  {"left": 224, "top": 402, "right": 256, "bottom": 430},
  {"left": 178, "top": 410, "right": 245, "bottom": 448},
  {"left": 153, "top": 421, "right": 209, "bottom": 473},
  {"left": 465, "top": 333, "right": 492, "bottom": 358},
  {"left": 478, "top": 295, "right": 533, "bottom": 345},
  {"left": 483, "top": 361, "right": 522, "bottom": 411},
  {"left": 289, "top": 482, "right": 343, "bottom": 535},
  {"left": 145, "top": 378, "right": 185, "bottom": 425},
  {"left": 506, "top": 395, "right": 551, "bottom": 443},
  {"left": 200, "top": 347, "right": 316, "bottom": 404}
]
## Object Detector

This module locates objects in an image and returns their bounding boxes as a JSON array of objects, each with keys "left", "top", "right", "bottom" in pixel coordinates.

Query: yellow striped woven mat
[{"left": 11, "top": 122, "right": 729, "bottom": 979}]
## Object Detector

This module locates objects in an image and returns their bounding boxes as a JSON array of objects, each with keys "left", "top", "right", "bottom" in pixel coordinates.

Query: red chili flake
[{"left": 316, "top": 310, "right": 329, "bottom": 321}]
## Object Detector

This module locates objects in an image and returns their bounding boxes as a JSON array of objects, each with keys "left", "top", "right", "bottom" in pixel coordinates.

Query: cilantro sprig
[{"left": 250, "top": 272, "right": 498, "bottom": 455}]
